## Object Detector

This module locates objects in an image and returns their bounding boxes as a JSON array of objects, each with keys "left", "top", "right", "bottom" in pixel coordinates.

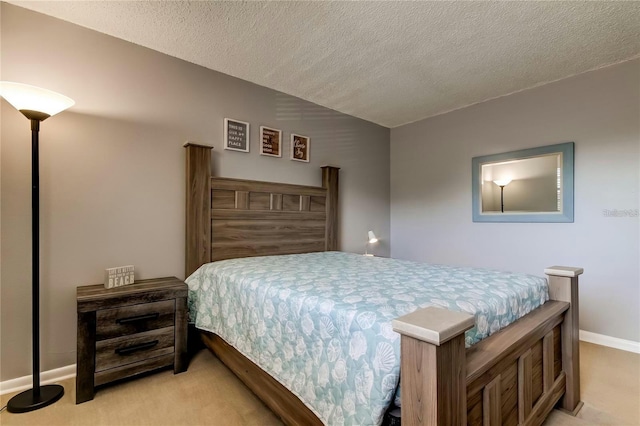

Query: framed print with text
[
  {"left": 224, "top": 118, "right": 250, "bottom": 152},
  {"left": 260, "top": 126, "right": 282, "bottom": 157},
  {"left": 290, "top": 133, "right": 310, "bottom": 162}
]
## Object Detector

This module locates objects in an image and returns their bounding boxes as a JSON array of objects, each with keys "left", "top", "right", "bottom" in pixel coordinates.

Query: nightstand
[{"left": 76, "top": 277, "right": 188, "bottom": 404}]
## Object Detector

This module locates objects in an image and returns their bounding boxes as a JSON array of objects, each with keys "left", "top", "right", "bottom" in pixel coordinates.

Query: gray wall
[
  {"left": 0, "top": 4, "right": 390, "bottom": 380},
  {"left": 391, "top": 59, "right": 639, "bottom": 342}
]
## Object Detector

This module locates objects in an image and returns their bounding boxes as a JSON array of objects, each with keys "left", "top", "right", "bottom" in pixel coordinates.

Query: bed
[{"left": 183, "top": 143, "right": 583, "bottom": 426}]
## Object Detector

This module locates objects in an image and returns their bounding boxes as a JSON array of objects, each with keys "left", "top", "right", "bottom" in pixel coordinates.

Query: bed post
[
  {"left": 184, "top": 143, "right": 213, "bottom": 278},
  {"left": 321, "top": 166, "right": 340, "bottom": 251},
  {"left": 392, "top": 307, "right": 475, "bottom": 426},
  {"left": 545, "top": 266, "right": 583, "bottom": 414}
]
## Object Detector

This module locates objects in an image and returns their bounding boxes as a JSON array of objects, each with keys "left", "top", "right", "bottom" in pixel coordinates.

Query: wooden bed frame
[{"left": 184, "top": 143, "right": 583, "bottom": 426}]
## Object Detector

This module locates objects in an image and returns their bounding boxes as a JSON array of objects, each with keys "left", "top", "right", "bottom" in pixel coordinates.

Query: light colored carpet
[
  {"left": 1, "top": 350, "right": 282, "bottom": 426},
  {"left": 1, "top": 341, "right": 638, "bottom": 425}
]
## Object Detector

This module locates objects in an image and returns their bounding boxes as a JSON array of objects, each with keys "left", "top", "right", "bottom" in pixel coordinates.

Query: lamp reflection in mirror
[
  {"left": 493, "top": 179, "right": 512, "bottom": 213},
  {"left": 364, "top": 231, "right": 378, "bottom": 256},
  {"left": 0, "top": 81, "right": 74, "bottom": 413}
]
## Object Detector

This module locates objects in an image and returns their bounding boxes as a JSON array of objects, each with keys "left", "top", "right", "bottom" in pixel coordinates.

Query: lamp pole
[
  {"left": 7, "top": 112, "right": 65, "bottom": 412},
  {"left": 31, "top": 117, "right": 42, "bottom": 400}
]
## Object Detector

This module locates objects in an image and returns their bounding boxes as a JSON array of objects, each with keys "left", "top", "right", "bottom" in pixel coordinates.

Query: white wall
[
  {"left": 0, "top": 4, "right": 390, "bottom": 380},
  {"left": 391, "top": 59, "right": 640, "bottom": 343}
]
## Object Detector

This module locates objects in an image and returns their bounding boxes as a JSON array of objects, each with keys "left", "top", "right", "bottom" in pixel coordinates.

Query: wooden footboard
[
  {"left": 393, "top": 266, "right": 583, "bottom": 426},
  {"left": 465, "top": 302, "right": 568, "bottom": 426}
]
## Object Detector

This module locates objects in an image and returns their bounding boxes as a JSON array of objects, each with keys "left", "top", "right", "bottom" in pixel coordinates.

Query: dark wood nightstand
[{"left": 76, "top": 277, "right": 188, "bottom": 404}]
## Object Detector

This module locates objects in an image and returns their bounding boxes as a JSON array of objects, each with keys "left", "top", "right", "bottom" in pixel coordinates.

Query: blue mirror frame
[{"left": 472, "top": 142, "right": 574, "bottom": 223}]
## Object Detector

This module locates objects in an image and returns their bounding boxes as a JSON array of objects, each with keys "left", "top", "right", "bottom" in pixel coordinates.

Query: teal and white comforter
[{"left": 186, "top": 251, "right": 548, "bottom": 425}]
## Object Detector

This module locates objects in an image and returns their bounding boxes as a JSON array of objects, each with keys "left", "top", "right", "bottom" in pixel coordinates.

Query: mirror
[{"left": 472, "top": 142, "right": 574, "bottom": 222}]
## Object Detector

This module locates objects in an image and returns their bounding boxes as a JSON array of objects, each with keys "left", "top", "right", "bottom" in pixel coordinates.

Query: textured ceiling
[{"left": 8, "top": 1, "right": 640, "bottom": 128}]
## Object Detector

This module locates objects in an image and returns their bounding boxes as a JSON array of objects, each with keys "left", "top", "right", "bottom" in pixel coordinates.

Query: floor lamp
[{"left": 0, "top": 82, "right": 75, "bottom": 413}]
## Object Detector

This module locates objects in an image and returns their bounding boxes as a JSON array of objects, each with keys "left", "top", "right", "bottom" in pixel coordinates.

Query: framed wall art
[
  {"left": 290, "top": 133, "right": 310, "bottom": 162},
  {"left": 260, "top": 126, "right": 282, "bottom": 157},
  {"left": 224, "top": 118, "right": 250, "bottom": 152}
]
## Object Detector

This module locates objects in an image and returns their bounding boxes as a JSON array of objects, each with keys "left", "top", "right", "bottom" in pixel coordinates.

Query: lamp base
[{"left": 6, "top": 384, "right": 64, "bottom": 413}]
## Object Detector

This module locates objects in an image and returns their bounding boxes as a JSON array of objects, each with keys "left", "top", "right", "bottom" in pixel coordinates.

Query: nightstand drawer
[
  {"left": 95, "top": 326, "right": 175, "bottom": 372},
  {"left": 96, "top": 299, "right": 175, "bottom": 340}
]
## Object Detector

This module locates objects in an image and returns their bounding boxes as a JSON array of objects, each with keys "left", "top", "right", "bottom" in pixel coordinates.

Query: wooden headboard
[{"left": 184, "top": 143, "right": 340, "bottom": 277}]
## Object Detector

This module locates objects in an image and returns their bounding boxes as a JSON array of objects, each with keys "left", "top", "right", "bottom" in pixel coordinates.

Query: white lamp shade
[
  {"left": 368, "top": 231, "right": 378, "bottom": 244},
  {"left": 493, "top": 179, "right": 512, "bottom": 187},
  {"left": 0, "top": 81, "right": 74, "bottom": 117}
]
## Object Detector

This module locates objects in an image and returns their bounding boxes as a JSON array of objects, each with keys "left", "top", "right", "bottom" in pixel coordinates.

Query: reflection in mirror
[
  {"left": 471, "top": 142, "right": 574, "bottom": 223},
  {"left": 481, "top": 154, "right": 561, "bottom": 213}
]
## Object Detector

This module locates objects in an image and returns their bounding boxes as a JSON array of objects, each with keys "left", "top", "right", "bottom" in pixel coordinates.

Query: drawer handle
[
  {"left": 115, "top": 340, "right": 159, "bottom": 356},
  {"left": 116, "top": 313, "right": 159, "bottom": 324}
]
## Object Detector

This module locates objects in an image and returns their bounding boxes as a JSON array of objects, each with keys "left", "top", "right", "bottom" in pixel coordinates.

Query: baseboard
[
  {"left": 0, "top": 330, "right": 637, "bottom": 394},
  {"left": 580, "top": 330, "right": 640, "bottom": 354},
  {"left": 0, "top": 364, "right": 76, "bottom": 396}
]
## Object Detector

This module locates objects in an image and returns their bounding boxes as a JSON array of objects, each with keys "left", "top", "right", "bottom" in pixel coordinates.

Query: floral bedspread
[{"left": 186, "top": 251, "right": 548, "bottom": 425}]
